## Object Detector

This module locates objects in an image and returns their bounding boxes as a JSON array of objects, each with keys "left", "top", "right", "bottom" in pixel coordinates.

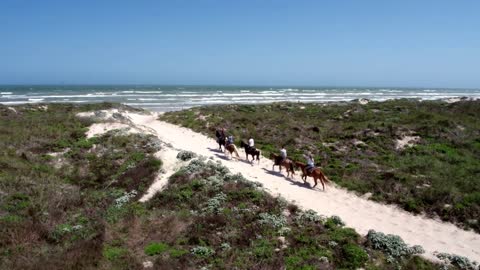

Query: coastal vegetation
[
  {"left": 0, "top": 103, "right": 469, "bottom": 269},
  {"left": 160, "top": 99, "right": 480, "bottom": 233},
  {"left": 0, "top": 103, "right": 162, "bottom": 269}
]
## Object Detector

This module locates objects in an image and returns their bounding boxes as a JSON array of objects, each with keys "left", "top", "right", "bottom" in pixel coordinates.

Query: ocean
[{"left": 1, "top": 85, "right": 479, "bottom": 112}]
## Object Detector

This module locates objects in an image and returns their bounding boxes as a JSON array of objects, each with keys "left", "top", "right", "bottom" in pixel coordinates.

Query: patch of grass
[
  {"left": 144, "top": 242, "right": 170, "bottom": 256},
  {"left": 103, "top": 246, "right": 127, "bottom": 261}
]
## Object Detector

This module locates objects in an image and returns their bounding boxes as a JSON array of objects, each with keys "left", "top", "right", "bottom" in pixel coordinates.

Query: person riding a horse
[
  {"left": 248, "top": 137, "right": 255, "bottom": 151},
  {"left": 215, "top": 127, "right": 226, "bottom": 143},
  {"left": 275, "top": 146, "right": 287, "bottom": 165},
  {"left": 304, "top": 152, "right": 315, "bottom": 175},
  {"left": 226, "top": 135, "right": 234, "bottom": 146}
]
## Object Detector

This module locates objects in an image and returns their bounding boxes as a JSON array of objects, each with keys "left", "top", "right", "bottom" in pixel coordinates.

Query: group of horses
[{"left": 216, "top": 134, "right": 330, "bottom": 190}]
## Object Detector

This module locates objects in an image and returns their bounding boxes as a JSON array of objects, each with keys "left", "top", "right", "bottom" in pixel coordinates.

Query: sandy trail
[{"left": 88, "top": 110, "right": 480, "bottom": 262}]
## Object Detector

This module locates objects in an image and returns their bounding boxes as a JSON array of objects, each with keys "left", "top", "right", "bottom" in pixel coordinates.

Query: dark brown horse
[
  {"left": 240, "top": 140, "right": 260, "bottom": 164},
  {"left": 215, "top": 130, "right": 226, "bottom": 151},
  {"left": 269, "top": 153, "right": 295, "bottom": 178},
  {"left": 294, "top": 161, "right": 330, "bottom": 190}
]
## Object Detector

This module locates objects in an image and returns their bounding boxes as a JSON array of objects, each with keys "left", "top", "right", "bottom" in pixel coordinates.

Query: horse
[
  {"left": 215, "top": 131, "right": 226, "bottom": 152},
  {"left": 240, "top": 140, "right": 261, "bottom": 164},
  {"left": 294, "top": 161, "right": 330, "bottom": 190},
  {"left": 224, "top": 141, "right": 240, "bottom": 160},
  {"left": 269, "top": 153, "right": 295, "bottom": 178}
]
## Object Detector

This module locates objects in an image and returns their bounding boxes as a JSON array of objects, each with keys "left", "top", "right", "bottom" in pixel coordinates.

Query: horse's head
[
  {"left": 269, "top": 153, "right": 277, "bottom": 160},
  {"left": 240, "top": 140, "right": 246, "bottom": 147},
  {"left": 293, "top": 161, "right": 304, "bottom": 168}
]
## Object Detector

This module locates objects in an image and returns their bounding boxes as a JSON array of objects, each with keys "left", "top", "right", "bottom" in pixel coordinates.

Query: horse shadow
[
  {"left": 261, "top": 168, "right": 313, "bottom": 189},
  {"left": 213, "top": 153, "right": 231, "bottom": 161},
  {"left": 207, "top": 147, "right": 224, "bottom": 153}
]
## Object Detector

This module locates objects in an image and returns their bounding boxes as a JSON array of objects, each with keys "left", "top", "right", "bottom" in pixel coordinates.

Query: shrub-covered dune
[
  {"left": 0, "top": 104, "right": 162, "bottom": 269},
  {"left": 160, "top": 99, "right": 480, "bottom": 233},
  {"left": 0, "top": 103, "right": 472, "bottom": 269}
]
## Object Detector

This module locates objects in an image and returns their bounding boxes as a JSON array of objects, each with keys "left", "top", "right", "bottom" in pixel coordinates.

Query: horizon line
[{"left": 0, "top": 83, "right": 478, "bottom": 90}]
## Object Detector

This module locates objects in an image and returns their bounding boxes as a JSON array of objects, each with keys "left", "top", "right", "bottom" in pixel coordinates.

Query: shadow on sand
[{"left": 261, "top": 168, "right": 313, "bottom": 189}]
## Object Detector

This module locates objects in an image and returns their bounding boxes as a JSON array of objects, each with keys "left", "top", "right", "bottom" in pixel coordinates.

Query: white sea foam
[
  {"left": 28, "top": 98, "right": 44, "bottom": 102},
  {"left": 277, "top": 88, "right": 299, "bottom": 91},
  {"left": 133, "top": 91, "right": 163, "bottom": 94},
  {"left": 1, "top": 101, "right": 38, "bottom": 104},
  {"left": 1, "top": 92, "right": 13, "bottom": 95}
]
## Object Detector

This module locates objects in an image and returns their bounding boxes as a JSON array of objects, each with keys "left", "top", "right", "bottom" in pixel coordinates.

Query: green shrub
[
  {"left": 169, "top": 248, "right": 189, "bottom": 258},
  {"left": 341, "top": 243, "right": 368, "bottom": 269},
  {"left": 177, "top": 150, "right": 197, "bottom": 161},
  {"left": 328, "top": 227, "right": 359, "bottom": 244},
  {"left": 144, "top": 242, "right": 169, "bottom": 256},
  {"left": 367, "top": 230, "right": 424, "bottom": 261},
  {"left": 258, "top": 213, "right": 287, "bottom": 229},
  {"left": 191, "top": 246, "right": 215, "bottom": 257},
  {"left": 252, "top": 239, "right": 275, "bottom": 259},
  {"left": 103, "top": 246, "right": 127, "bottom": 261},
  {"left": 296, "top": 209, "right": 324, "bottom": 224},
  {"left": 435, "top": 252, "right": 478, "bottom": 270},
  {"left": 203, "top": 192, "right": 227, "bottom": 214}
]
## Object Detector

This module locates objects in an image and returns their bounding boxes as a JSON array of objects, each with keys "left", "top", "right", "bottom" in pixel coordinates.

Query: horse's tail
[
  {"left": 321, "top": 172, "right": 331, "bottom": 184},
  {"left": 233, "top": 145, "right": 240, "bottom": 157}
]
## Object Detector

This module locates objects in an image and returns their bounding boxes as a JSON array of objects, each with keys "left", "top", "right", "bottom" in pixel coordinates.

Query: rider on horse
[
  {"left": 226, "top": 135, "right": 234, "bottom": 146},
  {"left": 275, "top": 146, "right": 287, "bottom": 165},
  {"left": 248, "top": 137, "right": 255, "bottom": 151},
  {"left": 215, "top": 127, "right": 226, "bottom": 143},
  {"left": 304, "top": 152, "right": 315, "bottom": 175}
]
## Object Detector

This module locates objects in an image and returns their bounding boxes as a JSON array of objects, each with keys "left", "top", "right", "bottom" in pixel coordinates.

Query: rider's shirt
[
  {"left": 307, "top": 158, "right": 314, "bottom": 167},
  {"left": 248, "top": 138, "right": 254, "bottom": 147},
  {"left": 280, "top": 148, "right": 287, "bottom": 159}
]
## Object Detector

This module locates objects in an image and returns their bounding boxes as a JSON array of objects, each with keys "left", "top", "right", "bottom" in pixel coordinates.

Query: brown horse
[
  {"left": 224, "top": 141, "right": 240, "bottom": 160},
  {"left": 294, "top": 161, "right": 330, "bottom": 190},
  {"left": 269, "top": 153, "right": 295, "bottom": 178},
  {"left": 240, "top": 140, "right": 260, "bottom": 164}
]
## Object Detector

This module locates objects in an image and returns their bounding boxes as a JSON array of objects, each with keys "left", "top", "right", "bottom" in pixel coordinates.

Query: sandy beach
[{"left": 81, "top": 108, "right": 480, "bottom": 263}]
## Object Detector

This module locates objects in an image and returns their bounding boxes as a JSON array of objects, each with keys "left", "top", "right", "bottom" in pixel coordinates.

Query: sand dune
[{"left": 83, "top": 109, "right": 480, "bottom": 263}]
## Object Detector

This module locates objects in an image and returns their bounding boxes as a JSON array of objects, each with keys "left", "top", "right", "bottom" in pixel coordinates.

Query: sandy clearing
[
  {"left": 139, "top": 147, "right": 186, "bottom": 202},
  {"left": 83, "top": 110, "right": 480, "bottom": 262},
  {"left": 396, "top": 135, "right": 421, "bottom": 150}
]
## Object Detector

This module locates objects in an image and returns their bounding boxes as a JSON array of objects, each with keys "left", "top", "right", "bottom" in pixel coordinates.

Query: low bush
[
  {"left": 177, "top": 150, "right": 197, "bottom": 161},
  {"left": 367, "top": 230, "right": 424, "bottom": 262},
  {"left": 191, "top": 246, "right": 215, "bottom": 257},
  {"left": 145, "top": 242, "right": 170, "bottom": 256},
  {"left": 435, "top": 252, "right": 479, "bottom": 270},
  {"left": 341, "top": 243, "right": 369, "bottom": 269}
]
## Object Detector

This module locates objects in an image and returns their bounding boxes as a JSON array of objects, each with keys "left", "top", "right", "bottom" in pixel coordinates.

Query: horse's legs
[
  {"left": 313, "top": 176, "right": 318, "bottom": 188},
  {"left": 233, "top": 146, "right": 240, "bottom": 158}
]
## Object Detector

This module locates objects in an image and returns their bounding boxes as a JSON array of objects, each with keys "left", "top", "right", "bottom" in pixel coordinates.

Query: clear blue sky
[{"left": 1, "top": 0, "right": 479, "bottom": 88}]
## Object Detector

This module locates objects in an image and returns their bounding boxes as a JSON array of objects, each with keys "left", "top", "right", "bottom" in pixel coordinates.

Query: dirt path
[{"left": 95, "top": 110, "right": 480, "bottom": 262}]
